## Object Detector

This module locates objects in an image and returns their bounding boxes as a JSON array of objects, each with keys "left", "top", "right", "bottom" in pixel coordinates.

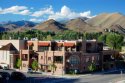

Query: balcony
[{"left": 21, "top": 50, "right": 34, "bottom": 54}]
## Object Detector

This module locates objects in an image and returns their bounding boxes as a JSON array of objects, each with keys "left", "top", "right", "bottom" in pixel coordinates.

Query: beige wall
[
  {"left": 21, "top": 61, "right": 29, "bottom": 71},
  {"left": 0, "top": 50, "right": 11, "bottom": 65},
  {"left": 0, "top": 40, "right": 26, "bottom": 51}
]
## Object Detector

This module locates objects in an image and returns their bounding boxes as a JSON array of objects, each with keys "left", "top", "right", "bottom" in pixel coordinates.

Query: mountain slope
[
  {"left": 35, "top": 19, "right": 67, "bottom": 32},
  {"left": 65, "top": 18, "right": 100, "bottom": 32},
  {"left": 87, "top": 13, "right": 125, "bottom": 29},
  {"left": 0, "top": 20, "right": 36, "bottom": 32},
  {"left": 0, "top": 26, "right": 6, "bottom": 32},
  {"left": 4, "top": 20, "right": 36, "bottom": 27}
]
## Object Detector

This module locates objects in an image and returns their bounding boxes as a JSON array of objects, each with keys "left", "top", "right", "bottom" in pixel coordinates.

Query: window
[
  {"left": 97, "top": 56, "right": 99, "bottom": 61},
  {"left": 83, "top": 66, "right": 86, "bottom": 70},
  {"left": 92, "top": 56, "right": 94, "bottom": 61},
  {"left": 54, "top": 56, "right": 63, "bottom": 63},
  {"left": 86, "top": 57, "right": 90, "bottom": 62},
  {"left": 97, "top": 43, "right": 103, "bottom": 51},
  {"left": 48, "top": 57, "right": 51, "bottom": 60},
  {"left": 71, "top": 47, "right": 76, "bottom": 51},
  {"left": 39, "top": 46, "right": 49, "bottom": 52},
  {"left": 29, "top": 46, "right": 33, "bottom": 50},
  {"left": 65, "top": 47, "right": 71, "bottom": 51},
  {"left": 69, "top": 56, "right": 80, "bottom": 64},
  {"left": 22, "top": 54, "right": 28, "bottom": 60},
  {"left": 41, "top": 56, "right": 43, "bottom": 59},
  {"left": 57, "top": 47, "right": 62, "bottom": 51},
  {"left": 86, "top": 43, "right": 92, "bottom": 53}
]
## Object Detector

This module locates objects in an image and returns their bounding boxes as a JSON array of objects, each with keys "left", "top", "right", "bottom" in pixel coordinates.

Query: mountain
[
  {"left": 0, "top": 26, "right": 6, "bottom": 32},
  {"left": 35, "top": 19, "right": 67, "bottom": 32},
  {"left": 0, "top": 13, "right": 125, "bottom": 33},
  {"left": 86, "top": 13, "right": 125, "bottom": 33},
  {"left": 4, "top": 20, "right": 36, "bottom": 27},
  {"left": 87, "top": 13, "right": 125, "bottom": 28},
  {"left": 65, "top": 18, "right": 100, "bottom": 32},
  {"left": 0, "top": 20, "right": 36, "bottom": 31},
  {"left": 59, "top": 17, "right": 89, "bottom": 24}
]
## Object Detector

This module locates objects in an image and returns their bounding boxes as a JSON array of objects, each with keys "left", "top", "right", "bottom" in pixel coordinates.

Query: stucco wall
[
  {"left": 0, "top": 50, "right": 10, "bottom": 65},
  {"left": 0, "top": 40, "right": 26, "bottom": 51}
]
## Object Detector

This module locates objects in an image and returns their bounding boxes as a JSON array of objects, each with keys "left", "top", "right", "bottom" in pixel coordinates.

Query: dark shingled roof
[{"left": 0, "top": 43, "right": 17, "bottom": 51}]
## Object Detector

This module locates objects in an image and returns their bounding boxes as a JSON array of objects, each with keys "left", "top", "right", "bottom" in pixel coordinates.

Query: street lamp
[{"left": 120, "top": 69, "right": 123, "bottom": 79}]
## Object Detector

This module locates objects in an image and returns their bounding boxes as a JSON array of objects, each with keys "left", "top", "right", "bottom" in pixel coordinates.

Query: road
[
  {"left": 59, "top": 74, "right": 125, "bottom": 83},
  {"left": 59, "top": 70, "right": 125, "bottom": 83},
  {"left": 1, "top": 69, "right": 125, "bottom": 83}
]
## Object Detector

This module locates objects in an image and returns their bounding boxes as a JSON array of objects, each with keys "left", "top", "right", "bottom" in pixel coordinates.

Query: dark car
[
  {"left": 0, "top": 66, "right": 2, "bottom": 69},
  {"left": 11, "top": 72, "right": 26, "bottom": 80},
  {"left": 0, "top": 72, "right": 10, "bottom": 82},
  {"left": 0, "top": 75, "right": 3, "bottom": 83}
]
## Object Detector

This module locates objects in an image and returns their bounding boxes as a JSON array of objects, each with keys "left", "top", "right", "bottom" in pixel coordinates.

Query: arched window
[{"left": 69, "top": 56, "right": 80, "bottom": 65}]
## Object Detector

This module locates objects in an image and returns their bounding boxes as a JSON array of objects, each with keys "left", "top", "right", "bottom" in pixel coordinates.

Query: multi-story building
[
  {"left": 0, "top": 40, "right": 26, "bottom": 69},
  {"left": 20, "top": 39, "right": 118, "bottom": 75},
  {"left": 0, "top": 39, "right": 119, "bottom": 75}
]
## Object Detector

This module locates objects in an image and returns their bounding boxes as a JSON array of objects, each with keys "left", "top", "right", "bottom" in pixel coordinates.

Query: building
[
  {"left": 0, "top": 39, "right": 119, "bottom": 75},
  {"left": 21, "top": 39, "right": 118, "bottom": 75},
  {"left": 0, "top": 40, "right": 26, "bottom": 69}
]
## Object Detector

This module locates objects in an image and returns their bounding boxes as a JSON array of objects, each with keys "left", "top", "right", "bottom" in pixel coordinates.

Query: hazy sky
[{"left": 0, "top": 0, "right": 124, "bottom": 22}]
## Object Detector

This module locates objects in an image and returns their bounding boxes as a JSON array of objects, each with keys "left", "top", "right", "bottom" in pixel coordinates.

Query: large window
[
  {"left": 22, "top": 54, "right": 28, "bottom": 61},
  {"left": 69, "top": 56, "right": 80, "bottom": 65},
  {"left": 48, "top": 57, "right": 51, "bottom": 60},
  {"left": 54, "top": 56, "right": 63, "bottom": 63},
  {"left": 57, "top": 47, "right": 63, "bottom": 51},
  {"left": 86, "top": 43, "right": 92, "bottom": 53},
  {"left": 39, "top": 46, "right": 49, "bottom": 52},
  {"left": 29, "top": 46, "right": 33, "bottom": 50}
]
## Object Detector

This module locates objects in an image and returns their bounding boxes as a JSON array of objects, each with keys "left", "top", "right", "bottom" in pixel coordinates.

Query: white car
[{"left": 0, "top": 63, "right": 9, "bottom": 69}]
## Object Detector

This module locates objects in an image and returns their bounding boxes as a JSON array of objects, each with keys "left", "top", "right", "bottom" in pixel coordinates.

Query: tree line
[{"left": 0, "top": 30, "right": 124, "bottom": 51}]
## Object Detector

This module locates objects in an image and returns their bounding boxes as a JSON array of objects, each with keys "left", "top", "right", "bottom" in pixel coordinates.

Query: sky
[{"left": 0, "top": 0, "right": 125, "bottom": 22}]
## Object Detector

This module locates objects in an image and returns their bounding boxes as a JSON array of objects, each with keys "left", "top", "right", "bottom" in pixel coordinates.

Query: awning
[
  {"left": 38, "top": 42, "right": 50, "bottom": 46},
  {"left": 64, "top": 42, "right": 75, "bottom": 47}
]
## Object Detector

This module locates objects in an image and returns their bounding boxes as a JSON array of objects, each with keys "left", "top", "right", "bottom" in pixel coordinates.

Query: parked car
[
  {"left": 0, "top": 63, "right": 9, "bottom": 70},
  {"left": 0, "top": 75, "right": 3, "bottom": 83},
  {"left": 0, "top": 72, "right": 10, "bottom": 82},
  {"left": 27, "top": 68, "right": 33, "bottom": 73},
  {"left": 11, "top": 72, "right": 26, "bottom": 80},
  {"left": 0, "top": 66, "right": 2, "bottom": 69}
]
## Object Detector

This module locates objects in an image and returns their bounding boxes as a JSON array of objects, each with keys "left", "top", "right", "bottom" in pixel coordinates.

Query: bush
[
  {"left": 15, "top": 59, "right": 21, "bottom": 69},
  {"left": 31, "top": 60, "right": 38, "bottom": 71}
]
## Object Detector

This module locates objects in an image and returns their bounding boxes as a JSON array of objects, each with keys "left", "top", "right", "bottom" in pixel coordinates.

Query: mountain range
[{"left": 0, "top": 13, "right": 125, "bottom": 34}]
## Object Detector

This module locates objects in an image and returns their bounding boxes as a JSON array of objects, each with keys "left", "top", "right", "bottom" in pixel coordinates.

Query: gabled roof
[{"left": 0, "top": 43, "right": 17, "bottom": 51}]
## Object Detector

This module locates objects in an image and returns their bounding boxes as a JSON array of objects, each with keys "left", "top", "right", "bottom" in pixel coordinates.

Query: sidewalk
[{"left": 42, "top": 72, "right": 91, "bottom": 78}]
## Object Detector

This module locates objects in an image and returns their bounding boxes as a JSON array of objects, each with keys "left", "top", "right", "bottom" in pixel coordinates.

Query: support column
[
  {"left": 28, "top": 45, "right": 30, "bottom": 69},
  {"left": 62, "top": 52, "right": 65, "bottom": 75},
  {"left": 20, "top": 50, "right": 22, "bottom": 70}
]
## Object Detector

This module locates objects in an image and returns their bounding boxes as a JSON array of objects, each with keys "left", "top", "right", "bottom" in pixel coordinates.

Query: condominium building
[
  {"left": 0, "top": 39, "right": 118, "bottom": 75},
  {"left": 21, "top": 40, "right": 117, "bottom": 74}
]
